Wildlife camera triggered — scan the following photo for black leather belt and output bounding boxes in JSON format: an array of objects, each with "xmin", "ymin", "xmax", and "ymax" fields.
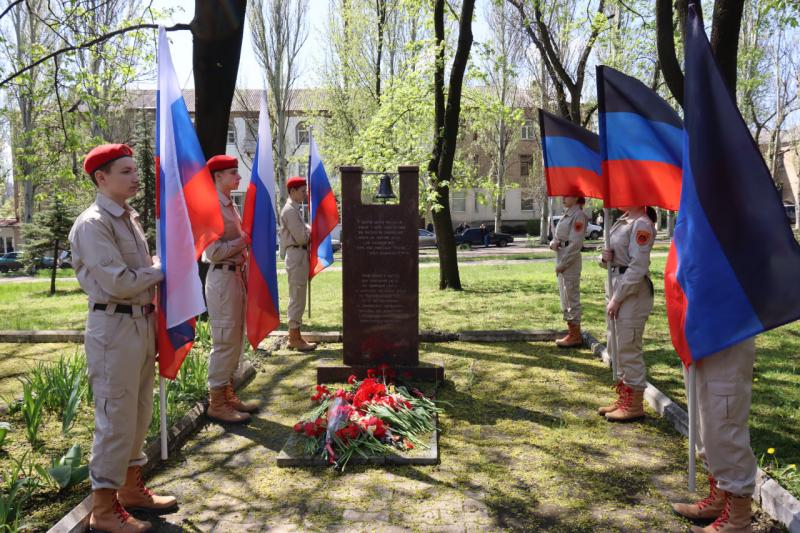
[
  {"xmin": 559, "ymin": 240, "xmax": 570, "ymax": 248},
  {"xmin": 212, "ymin": 264, "xmax": 240, "ymax": 271},
  {"xmin": 611, "ymin": 265, "xmax": 628, "ymax": 274},
  {"xmin": 93, "ymin": 303, "xmax": 155, "ymax": 315},
  {"xmin": 287, "ymin": 245, "xmax": 307, "ymax": 250}
]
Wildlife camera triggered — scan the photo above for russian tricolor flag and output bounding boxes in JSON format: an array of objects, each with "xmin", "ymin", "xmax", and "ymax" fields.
[
  {"xmin": 155, "ymin": 27, "xmax": 223, "ymax": 379},
  {"xmin": 597, "ymin": 65, "xmax": 682, "ymax": 211},
  {"xmin": 242, "ymin": 95, "xmax": 280, "ymax": 350},
  {"xmin": 538, "ymin": 108, "xmax": 603, "ymax": 199},
  {"xmin": 308, "ymin": 135, "xmax": 339, "ymax": 279},
  {"xmin": 665, "ymin": 0, "xmax": 800, "ymax": 366}
]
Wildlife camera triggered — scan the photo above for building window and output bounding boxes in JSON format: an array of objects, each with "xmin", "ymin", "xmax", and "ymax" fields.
[
  {"xmin": 451, "ymin": 191, "xmax": 466, "ymax": 212},
  {"xmin": 521, "ymin": 119, "xmax": 535, "ymax": 141},
  {"xmin": 227, "ymin": 123, "xmax": 236, "ymax": 144},
  {"xmin": 296, "ymin": 122, "xmax": 310, "ymax": 144},
  {"xmin": 298, "ymin": 162, "xmax": 308, "ymax": 177},
  {"xmin": 520, "ymin": 154, "xmax": 532, "ymax": 177},
  {"xmin": 2, "ymin": 237, "xmax": 13, "ymax": 253},
  {"xmin": 521, "ymin": 191, "xmax": 535, "ymax": 212},
  {"xmin": 231, "ymin": 192, "xmax": 244, "ymax": 213}
]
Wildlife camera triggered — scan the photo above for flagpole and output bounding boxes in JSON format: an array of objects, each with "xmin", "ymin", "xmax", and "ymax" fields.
[
  {"xmin": 604, "ymin": 208, "xmax": 618, "ymax": 380},
  {"xmin": 307, "ymin": 131, "xmax": 313, "ymax": 320},
  {"xmin": 688, "ymin": 363, "xmax": 698, "ymax": 492},
  {"xmin": 159, "ymin": 374, "xmax": 168, "ymax": 460}
]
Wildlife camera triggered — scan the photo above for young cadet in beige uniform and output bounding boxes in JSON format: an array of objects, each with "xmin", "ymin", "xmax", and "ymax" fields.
[
  {"xmin": 70, "ymin": 144, "xmax": 176, "ymax": 533},
  {"xmin": 549, "ymin": 196, "xmax": 588, "ymax": 347},
  {"xmin": 280, "ymin": 176, "xmax": 316, "ymax": 352},
  {"xmin": 598, "ymin": 206, "xmax": 656, "ymax": 422},
  {"xmin": 671, "ymin": 338, "xmax": 758, "ymax": 532},
  {"xmin": 203, "ymin": 155, "xmax": 258, "ymax": 424}
]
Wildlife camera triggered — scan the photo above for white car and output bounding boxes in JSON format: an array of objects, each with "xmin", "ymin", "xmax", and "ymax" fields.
[{"xmin": 549, "ymin": 216, "xmax": 603, "ymax": 240}]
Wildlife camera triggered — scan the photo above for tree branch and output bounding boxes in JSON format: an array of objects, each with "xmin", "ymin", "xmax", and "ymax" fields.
[
  {"xmin": 656, "ymin": 0, "xmax": 684, "ymax": 107},
  {"xmin": 0, "ymin": 0, "xmax": 24, "ymax": 21},
  {"xmin": 0, "ymin": 22, "xmax": 191, "ymax": 88}
]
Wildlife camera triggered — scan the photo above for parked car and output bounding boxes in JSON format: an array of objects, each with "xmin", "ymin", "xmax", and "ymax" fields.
[
  {"xmin": 418, "ymin": 229, "xmax": 437, "ymax": 248},
  {"xmin": 548, "ymin": 216, "xmax": 603, "ymax": 241},
  {"xmin": 0, "ymin": 251, "xmax": 23, "ymax": 272},
  {"xmin": 59, "ymin": 250, "xmax": 73, "ymax": 269},
  {"xmin": 454, "ymin": 228, "xmax": 514, "ymax": 248}
]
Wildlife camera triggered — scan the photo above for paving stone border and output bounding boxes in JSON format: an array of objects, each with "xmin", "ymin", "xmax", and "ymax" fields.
[
  {"xmin": 582, "ymin": 331, "xmax": 800, "ymax": 533},
  {"xmin": 47, "ymin": 361, "xmax": 257, "ymax": 533},
  {"xmin": 2, "ymin": 329, "xmax": 563, "ymax": 345}
]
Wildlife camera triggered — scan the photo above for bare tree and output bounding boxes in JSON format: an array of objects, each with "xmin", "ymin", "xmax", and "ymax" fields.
[
  {"xmin": 1, "ymin": 0, "xmax": 54, "ymax": 222},
  {"xmin": 481, "ymin": 1, "xmax": 525, "ymax": 232},
  {"xmin": 507, "ymin": 0, "xmax": 607, "ymax": 125},
  {"xmin": 250, "ymin": 0, "xmax": 308, "ymax": 205}
]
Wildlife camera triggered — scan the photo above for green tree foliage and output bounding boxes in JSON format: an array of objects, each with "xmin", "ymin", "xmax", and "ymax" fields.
[
  {"xmin": 130, "ymin": 111, "xmax": 156, "ymax": 250},
  {"xmin": 21, "ymin": 194, "xmax": 76, "ymax": 294}
]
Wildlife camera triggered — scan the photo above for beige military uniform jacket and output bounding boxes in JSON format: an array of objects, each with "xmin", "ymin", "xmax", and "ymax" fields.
[
  {"xmin": 554, "ymin": 205, "xmax": 588, "ymax": 272},
  {"xmin": 279, "ymin": 198, "xmax": 309, "ymax": 254},
  {"xmin": 69, "ymin": 193, "xmax": 163, "ymax": 306},
  {"xmin": 203, "ymin": 189, "xmax": 247, "ymax": 266},
  {"xmin": 601, "ymin": 212, "xmax": 655, "ymax": 302}
]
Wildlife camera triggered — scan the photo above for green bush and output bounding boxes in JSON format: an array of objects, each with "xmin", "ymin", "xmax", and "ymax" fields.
[
  {"xmin": 525, "ymin": 219, "xmax": 541, "ymax": 236},
  {"xmin": 19, "ymin": 380, "xmax": 44, "ymax": 447},
  {"xmin": 41, "ymin": 444, "xmax": 89, "ymax": 491},
  {"xmin": 0, "ymin": 452, "xmax": 43, "ymax": 531},
  {"xmin": 26, "ymin": 352, "xmax": 88, "ymax": 436}
]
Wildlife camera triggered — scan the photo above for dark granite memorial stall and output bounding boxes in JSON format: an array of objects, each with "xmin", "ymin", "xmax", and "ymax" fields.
[{"xmin": 317, "ymin": 166, "xmax": 444, "ymax": 384}]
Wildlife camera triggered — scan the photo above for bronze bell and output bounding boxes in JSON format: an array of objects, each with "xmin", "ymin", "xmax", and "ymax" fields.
[{"xmin": 375, "ymin": 174, "xmax": 397, "ymax": 202}]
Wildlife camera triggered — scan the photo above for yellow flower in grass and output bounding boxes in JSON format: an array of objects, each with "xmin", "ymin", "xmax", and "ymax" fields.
[
  {"xmin": 767, "ymin": 448, "xmax": 775, "ymax": 455},
  {"xmin": 789, "ymin": 464, "xmax": 797, "ymax": 471}
]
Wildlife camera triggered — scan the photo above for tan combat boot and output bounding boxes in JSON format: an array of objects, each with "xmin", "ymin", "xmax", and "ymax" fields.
[
  {"xmin": 605, "ymin": 385, "xmax": 645, "ymax": 422},
  {"xmin": 117, "ymin": 466, "xmax": 177, "ymax": 513},
  {"xmin": 288, "ymin": 328, "xmax": 316, "ymax": 352},
  {"xmin": 207, "ymin": 386, "xmax": 250, "ymax": 424},
  {"xmin": 555, "ymin": 322, "xmax": 583, "ymax": 348},
  {"xmin": 225, "ymin": 381, "xmax": 259, "ymax": 413},
  {"xmin": 89, "ymin": 488, "xmax": 151, "ymax": 533},
  {"xmin": 597, "ymin": 380, "xmax": 626, "ymax": 416},
  {"xmin": 672, "ymin": 474, "xmax": 725, "ymax": 522},
  {"xmin": 690, "ymin": 491, "xmax": 752, "ymax": 533}
]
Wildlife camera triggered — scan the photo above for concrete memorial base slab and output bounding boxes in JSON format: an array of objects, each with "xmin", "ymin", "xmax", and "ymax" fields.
[{"xmin": 277, "ymin": 416, "xmax": 440, "ymax": 468}]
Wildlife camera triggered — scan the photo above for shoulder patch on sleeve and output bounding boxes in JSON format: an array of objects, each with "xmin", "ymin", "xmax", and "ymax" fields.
[
  {"xmin": 636, "ymin": 229, "xmax": 651, "ymax": 246},
  {"xmin": 574, "ymin": 220, "xmax": 584, "ymax": 233}
]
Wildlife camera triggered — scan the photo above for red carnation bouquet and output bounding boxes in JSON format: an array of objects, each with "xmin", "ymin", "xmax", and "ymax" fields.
[{"xmin": 292, "ymin": 364, "xmax": 440, "ymax": 469}]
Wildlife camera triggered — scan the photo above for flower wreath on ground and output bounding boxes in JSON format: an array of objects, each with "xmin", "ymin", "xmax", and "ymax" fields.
[{"xmin": 292, "ymin": 364, "xmax": 442, "ymax": 469}]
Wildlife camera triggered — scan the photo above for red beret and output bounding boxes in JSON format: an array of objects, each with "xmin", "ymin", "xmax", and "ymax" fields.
[
  {"xmin": 287, "ymin": 176, "xmax": 307, "ymax": 190},
  {"xmin": 84, "ymin": 144, "xmax": 134, "ymax": 176},
  {"xmin": 207, "ymin": 155, "xmax": 238, "ymax": 173}
]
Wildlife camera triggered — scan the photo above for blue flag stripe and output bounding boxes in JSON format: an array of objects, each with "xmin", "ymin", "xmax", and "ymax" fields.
[
  {"xmin": 542, "ymin": 136, "xmax": 602, "ymax": 174},
  {"xmin": 602, "ymin": 112, "xmax": 683, "ymax": 167},
  {"xmin": 684, "ymin": 0, "xmax": 800, "ymax": 331}
]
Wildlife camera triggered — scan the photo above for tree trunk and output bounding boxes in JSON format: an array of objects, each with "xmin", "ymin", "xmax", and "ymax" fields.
[
  {"xmin": 50, "ymin": 238, "xmax": 59, "ymax": 295},
  {"xmin": 539, "ymin": 200, "xmax": 548, "ymax": 244},
  {"xmin": 428, "ymin": 0, "xmax": 475, "ymax": 290},
  {"xmin": 667, "ymin": 210, "xmax": 675, "ymax": 238},
  {"xmin": 191, "ymin": 0, "xmax": 247, "ymax": 158}
]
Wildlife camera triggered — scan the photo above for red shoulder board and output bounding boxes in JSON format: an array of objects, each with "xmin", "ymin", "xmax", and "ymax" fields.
[
  {"xmin": 636, "ymin": 229, "xmax": 651, "ymax": 246},
  {"xmin": 574, "ymin": 220, "xmax": 584, "ymax": 233}
]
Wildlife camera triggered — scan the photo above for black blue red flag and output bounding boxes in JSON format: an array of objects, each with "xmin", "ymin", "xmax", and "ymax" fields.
[
  {"xmin": 597, "ymin": 65, "xmax": 682, "ymax": 210},
  {"xmin": 664, "ymin": 0, "xmax": 800, "ymax": 366},
  {"xmin": 538, "ymin": 108, "xmax": 603, "ymax": 199}
]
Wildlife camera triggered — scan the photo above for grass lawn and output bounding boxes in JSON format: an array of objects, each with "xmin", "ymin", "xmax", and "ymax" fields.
[
  {"xmin": 138, "ymin": 342, "xmax": 779, "ymax": 532},
  {"xmin": 1, "ymin": 257, "xmax": 798, "ymax": 497}
]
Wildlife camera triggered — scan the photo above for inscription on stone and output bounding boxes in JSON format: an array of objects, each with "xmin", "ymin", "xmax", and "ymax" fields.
[{"xmin": 341, "ymin": 167, "xmax": 419, "ymax": 367}]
